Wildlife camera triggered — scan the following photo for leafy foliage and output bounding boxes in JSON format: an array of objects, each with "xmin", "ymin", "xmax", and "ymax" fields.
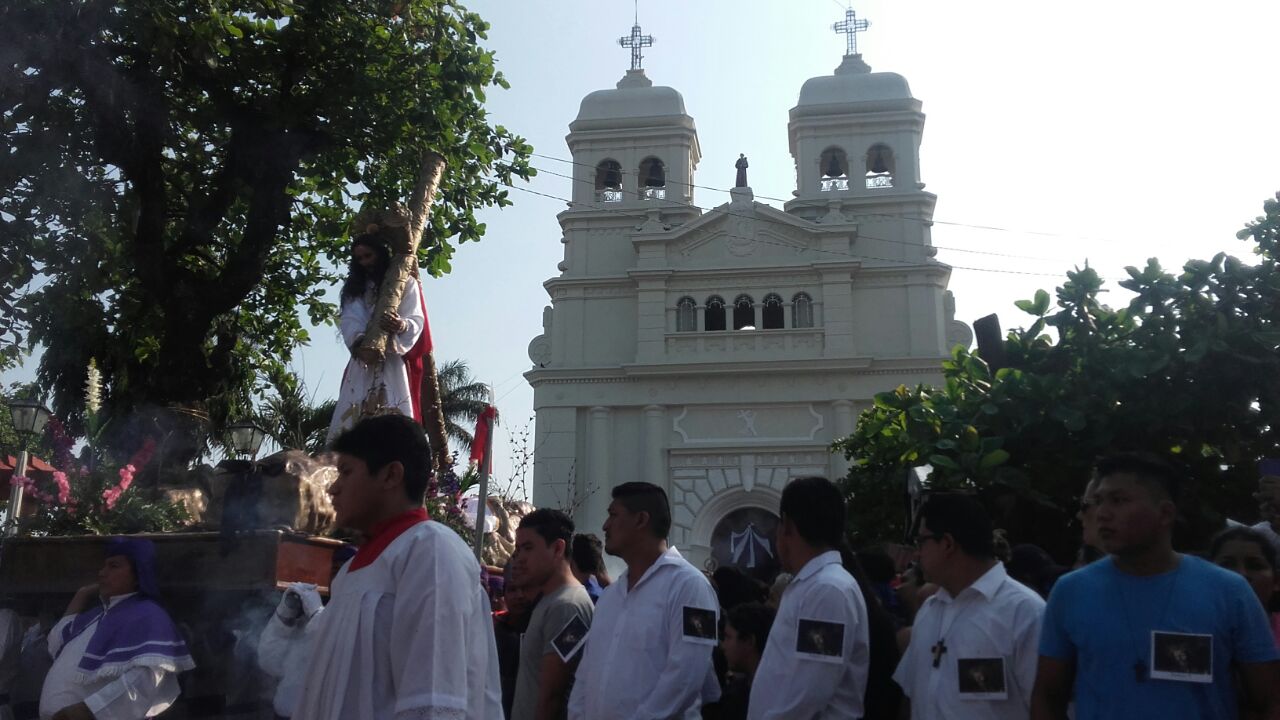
[
  {"xmin": 254, "ymin": 372, "xmax": 337, "ymax": 455},
  {"xmin": 837, "ymin": 193, "xmax": 1280, "ymax": 558},
  {"xmin": 437, "ymin": 358, "xmax": 495, "ymax": 453},
  {"xmin": 1, "ymin": 0, "xmax": 532, "ymax": 438}
]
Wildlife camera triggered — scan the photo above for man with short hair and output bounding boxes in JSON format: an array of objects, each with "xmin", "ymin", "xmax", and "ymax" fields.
[
  {"xmin": 748, "ymin": 476, "xmax": 870, "ymax": 719},
  {"xmin": 1031, "ymin": 452, "xmax": 1280, "ymax": 720},
  {"xmin": 39, "ymin": 538, "xmax": 193, "ymax": 720},
  {"xmin": 511, "ymin": 509, "xmax": 594, "ymax": 720},
  {"xmin": 294, "ymin": 414, "xmax": 502, "ymax": 719},
  {"xmin": 569, "ymin": 534, "xmax": 610, "ymax": 604},
  {"xmin": 717, "ymin": 603, "xmax": 775, "ymax": 720},
  {"xmin": 894, "ymin": 493, "xmax": 1045, "ymax": 719},
  {"xmin": 568, "ymin": 482, "xmax": 720, "ymax": 720}
]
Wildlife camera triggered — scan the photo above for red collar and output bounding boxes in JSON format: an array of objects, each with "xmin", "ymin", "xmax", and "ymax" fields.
[{"xmin": 348, "ymin": 507, "xmax": 430, "ymax": 572}]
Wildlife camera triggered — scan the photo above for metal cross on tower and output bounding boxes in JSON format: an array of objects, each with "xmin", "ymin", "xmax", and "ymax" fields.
[
  {"xmin": 618, "ymin": 1, "xmax": 654, "ymax": 71},
  {"xmin": 833, "ymin": 7, "xmax": 871, "ymax": 57}
]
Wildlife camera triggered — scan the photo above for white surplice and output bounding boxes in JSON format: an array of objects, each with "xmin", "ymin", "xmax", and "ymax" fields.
[
  {"xmin": 292, "ymin": 521, "xmax": 503, "ymax": 720},
  {"xmin": 326, "ymin": 279, "xmax": 425, "ymax": 444}
]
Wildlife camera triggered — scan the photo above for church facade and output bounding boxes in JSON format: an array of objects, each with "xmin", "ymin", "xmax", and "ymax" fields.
[{"xmin": 525, "ymin": 31, "xmax": 970, "ymax": 573}]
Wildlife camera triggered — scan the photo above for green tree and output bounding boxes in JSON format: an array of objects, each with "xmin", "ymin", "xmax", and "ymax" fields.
[
  {"xmin": 1, "ymin": 0, "xmax": 532, "ymax": 435},
  {"xmin": 837, "ymin": 193, "xmax": 1280, "ymax": 558},
  {"xmin": 437, "ymin": 358, "xmax": 495, "ymax": 453}
]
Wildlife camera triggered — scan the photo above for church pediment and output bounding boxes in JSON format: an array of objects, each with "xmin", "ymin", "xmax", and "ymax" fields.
[{"xmin": 635, "ymin": 199, "xmax": 853, "ymax": 266}]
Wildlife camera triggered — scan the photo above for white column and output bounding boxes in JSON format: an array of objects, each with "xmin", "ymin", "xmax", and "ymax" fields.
[
  {"xmin": 643, "ymin": 405, "xmax": 666, "ymax": 488},
  {"xmin": 587, "ymin": 407, "xmax": 613, "ymax": 533},
  {"xmin": 831, "ymin": 399, "xmax": 856, "ymax": 478}
]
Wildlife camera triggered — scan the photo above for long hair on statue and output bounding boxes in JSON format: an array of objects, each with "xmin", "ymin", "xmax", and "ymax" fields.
[{"xmin": 341, "ymin": 233, "xmax": 392, "ymax": 304}]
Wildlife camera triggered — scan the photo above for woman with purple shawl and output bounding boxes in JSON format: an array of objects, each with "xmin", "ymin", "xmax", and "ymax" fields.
[{"xmin": 38, "ymin": 538, "xmax": 194, "ymax": 720}]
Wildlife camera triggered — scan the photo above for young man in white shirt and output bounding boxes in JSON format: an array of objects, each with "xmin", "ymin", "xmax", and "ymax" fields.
[
  {"xmin": 568, "ymin": 482, "xmax": 720, "ymax": 720},
  {"xmin": 293, "ymin": 414, "xmax": 502, "ymax": 720},
  {"xmin": 510, "ymin": 509, "xmax": 594, "ymax": 720},
  {"xmin": 894, "ymin": 492, "xmax": 1046, "ymax": 719},
  {"xmin": 749, "ymin": 476, "xmax": 870, "ymax": 720}
]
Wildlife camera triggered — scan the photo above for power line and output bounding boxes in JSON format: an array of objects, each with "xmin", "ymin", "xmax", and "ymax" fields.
[
  {"xmin": 505, "ymin": 182, "xmax": 1063, "ymax": 278},
  {"xmin": 528, "ymin": 163, "xmax": 1059, "ymax": 263},
  {"xmin": 529, "ymin": 151, "xmax": 1117, "ymax": 248}
]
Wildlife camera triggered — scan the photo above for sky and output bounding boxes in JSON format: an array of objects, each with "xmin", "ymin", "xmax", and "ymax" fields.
[{"xmin": 7, "ymin": 0, "xmax": 1280, "ymax": 493}]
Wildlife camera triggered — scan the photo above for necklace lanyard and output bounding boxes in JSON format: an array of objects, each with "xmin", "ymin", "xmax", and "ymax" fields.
[
  {"xmin": 1114, "ymin": 557, "xmax": 1182, "ymax": 682},
  {"xmin": 931, "ymin": 577, "xmax": 1005, "ymax": 669}
]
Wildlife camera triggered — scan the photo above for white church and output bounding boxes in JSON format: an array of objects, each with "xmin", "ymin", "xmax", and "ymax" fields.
[{"xmin": 525, "ymin": 12, "xmax": 971, "ymax": 574}]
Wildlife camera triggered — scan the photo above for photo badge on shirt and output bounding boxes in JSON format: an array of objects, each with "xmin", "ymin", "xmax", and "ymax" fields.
[
  {"xmin": 956, "ymin": 657, "xmax": 1008, "ymax": 700},
  {"xmin": 1150, "ymin": 631, "xmax": 1213, "ymax": 684},
  {"xmin": 795, "ymin": 618, "xmax": 845, "ymax": 664},
  {"xmin": 682, "ymin": 606, "xmax": 718, "ymax": 645},
  {"xmin": 551, "ymin": 614, "xmax": 590, "ymax": 662}
]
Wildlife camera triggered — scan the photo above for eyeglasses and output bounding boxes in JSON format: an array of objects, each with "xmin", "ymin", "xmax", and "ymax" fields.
[{"xmin": 912, "ymin": 533, "xmax": 945, "ymax": 548}]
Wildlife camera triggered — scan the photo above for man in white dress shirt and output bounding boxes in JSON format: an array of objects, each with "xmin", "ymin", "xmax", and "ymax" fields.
[
  {"xmin": 748, "ymin": 476, "xmax": 870, "ymax": 720},
  {"xmin": 568, "ymin": 482, "xmax": 720, "ymax": 720},
  {"xmin": 894, "ymin": 492, "xmax": 1045, "ymax": 720},
  {"xmin": 293, "ymin": 413, "xmax": 502, "ymax": 720},
  {"xmin": 38, "ymin": 538, "xmax": 193, "ymax": 720}
]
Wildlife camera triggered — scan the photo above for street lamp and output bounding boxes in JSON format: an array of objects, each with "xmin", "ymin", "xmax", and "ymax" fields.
[
  {"xmin": 226, "ymin": 421, "xmax": 267, "ymax": 460},
  {"xmin": 6, "ymin": 398, "xmax": 53, "ymax": 537}
]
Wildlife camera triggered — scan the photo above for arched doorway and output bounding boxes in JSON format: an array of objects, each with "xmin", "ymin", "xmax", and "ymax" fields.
[{"xmin": 710, "ymin": 506, "xmax": 780, "ymax": 583}]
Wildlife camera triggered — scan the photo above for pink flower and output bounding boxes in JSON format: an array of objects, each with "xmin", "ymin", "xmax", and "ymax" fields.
[
  {"xmin": 52, "ymin": 471, "xmax": 71, "ymax": 504},
  {"xmin": 103, "ymin": 486, "xmax": 122, "ymax": 510},
  {"xmin": 117, "ymin": 464, "xmax": 135, "ymax": 493}
]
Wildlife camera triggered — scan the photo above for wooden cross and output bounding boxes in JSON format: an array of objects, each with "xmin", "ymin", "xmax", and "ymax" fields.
[
  {"xmin": 618, "ymin": 0, "xmax": 654, "ymax": 71},
  {"xmin": 931, "ymin": 639, "xmax": 947, "ymax": 668},
  {"xmin": 832, "ymin": 7, "xmax": 871, "ymax": 57}
]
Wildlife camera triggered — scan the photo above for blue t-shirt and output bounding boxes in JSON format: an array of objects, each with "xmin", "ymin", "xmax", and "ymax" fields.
[
  {"xmin": 584, "ymin": 575, "xmax": 603, "ymax": 604},
  {"xmin": 1040, "ymin": 555, "xmax": 1278, "ymax": 719}
]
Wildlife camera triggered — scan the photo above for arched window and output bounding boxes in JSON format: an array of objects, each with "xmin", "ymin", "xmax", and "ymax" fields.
[
  {"xmin": 865, "ymin": 145, "xmax": 894, "ymax": 189},
  {"xmin": 733, "ymin": 294, "xmax": 756, "ymax": 330},
  {"xmin": 676, "ymin": 296, "xmax": 697, "ymax": 332},
  {"xmin": 705, "ymin": 295, "xmax": 727, "ymax": 331},
  {"xmin": 595, "ymin": 159, "xmax": 623, "ymax": 201},
  {"xmin": 761, "ymin": 293, "xmax": 784, "ymax": 329},
  {"xmin": 819, "ymin": 147, "xmax": 849, "ymax": 192},
  {"xmin": 639, "ymin": 156, "xmax": 666, "ymax": 200},
  {"xmin": 792, "ymin": 292, "xmax": 814, "ymax": 328}
]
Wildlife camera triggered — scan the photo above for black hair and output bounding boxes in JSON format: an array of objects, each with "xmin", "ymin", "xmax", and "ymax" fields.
[
  {"xmin": 571, "ymin": 533, "xmax": 606, "ymax": 575},
  {"xmin": 1006, "ymin": 544, "xmax": 1066, "ymax": 599},
  {"xmin": 340, "ymin": 233, "xmax": 392, "ymax": 304},
  {"xmin": 330, "ymin": 414, "xmax": 433, "ymax": 503},
  {"xmin": 611, "ymin": 482, "xmax": 672, "ymax": 539},
  {"xmin": 712, "ymin": 566, "xmax": 769, "ymax": 610},
  {"xmin": 856, "ymin": 547, "xmax": 897, "ymax": 584},
  {"xmin": 1210, "ymin": 526, "xmax": 1278, "ymax": 571},
  {"xmin": 779, "ymin": 476, "xmax": 846, "ymax": 549},
  {"xmin": 519, "ymin": 508, "xmax": 575, "ymax": 549},
  {"xmin": 1094, "ymin": 452, "xmax": 1181, "ymax": 503},
  {"xmin": 725, "ymin": 602, "xmax": 776, "ymax": 654},
  {"xmin": 915, "ymin": 492, "xmax": 995, "ymax": 559}
]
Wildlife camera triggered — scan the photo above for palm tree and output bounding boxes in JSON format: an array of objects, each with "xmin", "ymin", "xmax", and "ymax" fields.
[
  {"xmin": 437, "ymin": 359, "xmax": 496, "ymax": 454},
  {"xmin": 256, "ymin": 376, "xmax": 337, "ymax": 455}
]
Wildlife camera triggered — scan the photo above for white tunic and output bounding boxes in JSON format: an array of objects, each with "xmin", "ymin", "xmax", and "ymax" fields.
[
  {"xmin": 38, "ymin": 595, "xmax": 180, "ymax": 720},
  {"xmin": 293, "ymin": 521, "xmax": 503, "ymax": 720},
  {"xmin": 892, "ymin": 563, "xmax": 1045, "ymax": 720},
  {"xmin": 748, "ymin": 551, "xmax": 870, "ymax": 720},
  {"xmin": 326, "ymin": 279, "xmax": 425, "ymax": 444},
  {"xmin": 567, "ymin": 546, "xmax": 721, "ymax": 720}
]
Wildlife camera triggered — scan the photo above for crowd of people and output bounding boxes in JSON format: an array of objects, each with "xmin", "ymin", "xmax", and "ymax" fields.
[{"xmin": 9, "ymin": 413, "xmax": 1280, "ymax": 719}]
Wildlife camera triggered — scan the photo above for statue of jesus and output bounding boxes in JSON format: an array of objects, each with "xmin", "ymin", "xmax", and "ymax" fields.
[{"xmin": 326, "ymin": 232, "xmax": 428, "ymax": 444}]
